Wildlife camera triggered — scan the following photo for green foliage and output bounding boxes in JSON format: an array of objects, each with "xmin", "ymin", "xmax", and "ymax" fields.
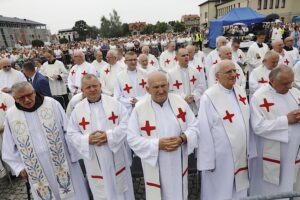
[
  {"xmin": 72, "ymin": 20, "xmax": 89, "ymax": 41},
  {"xmin": 100, "ymin": 9, "xmax": 123, "ymax": 38},
  {"xmin": 173, "ymin": 21, "xmax": 186, "ymax": 32},
  {"xmin": 31, "ymin": 39, "xmax": 44, "ymax": 47},
  {"xmin": 155, "ymin": 21, "xmax": 168, "ymax": 33},
  {"xmin": 59, "ymin": 37, "xmax": 69, "ymax": 44}
]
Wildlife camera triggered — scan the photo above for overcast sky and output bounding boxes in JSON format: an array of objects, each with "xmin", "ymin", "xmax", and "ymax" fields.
[{"xmin": 0, "ymin": 0, "xmax": 205, "ymax": 34}]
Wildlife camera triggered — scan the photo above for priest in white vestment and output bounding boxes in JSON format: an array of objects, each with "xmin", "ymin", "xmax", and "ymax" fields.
[
  {"xmin": 207, "ymin": 46, "xmax": 246, "ymax": 89},
  {"xmin": 294, "ymin": 61, "xmax": 300, "ymax": 90},
  {"xmin": 127, "ymin": 71, "xmax": 199, "ymax": 200},
  {"xmin": 92, "ymin": 50, "xmax": 109, "ymax": 78},
  {"xmin": 271, "ymin": 39, "xmax": 294, "ymax": 68},
  {"xmin": 40, "ymin": 49, "xmax": 69, "ymax": 107},
  {"xmin": 114, "ymin": 51, "xmax": 148, "ymax": 114},
  {"xmin": 67, "ymin": 50, "xmax": 96, "ymax": 95},
  {"xmin": 0, "ymin": 91, "xmax": 14, "ymax": 178},
  {"xmin": 167, "ymin": 48, "xmax": 206, "ymax": 115},
  {"xmin": 284, "ymin": 37, "xmax": 300, "ymax": 65},
  {"xmin": 2, "ymin": 82, "xmax": 89, "ymax": 200},
  {"xmin": 197, "ymin": 60, "xmax": 251, "ymax": 200},
  {"xmin": 186, "ymin": 45, "xmax": 207, "ymax": 89},
  {"xmin": 231, "ymin": 38, "xmax": 247, "ymax": 67},
  {"xmin": 141, "ymin": 46, "xmax": 160, "ymax": 70},
  {"xmin": 204, "ymin": 36, "xmax": 227, "ymax": 76},
  {"xmin": 99, "ymin": 50, "xmax": 124, "ymax": 96},
  {"xmin": 0, "ymin": 58, "xmax": 26, "ymax": 93},
  {"xmin": 138, "ymin": 54, "xmax": 157, "ymax": 73},
  {"xmin": 249, "ymin": 51, "xmax": 279, "ymax": 96},
  {"xmin": 66, "ymin": 92, "xmax": 85, "ymax": 119},
  {"xmin": 159, "ymin": 42, "xmax": 177, "ymax": 72},
  {"xmin": 67, "ymin": 74, "xmax": 134, "ymax": 200},
  {"xmin": 250, "ymin": 65, "xmax": 300, "ymax": 197},
  {"xmin": 246, "ymin": 31, "xmax": 269, "ymax": 72}
]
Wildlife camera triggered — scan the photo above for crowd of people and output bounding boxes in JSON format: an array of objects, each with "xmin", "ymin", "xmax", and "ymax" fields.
[{"xmin": 0, "ymin": 21, "xmax": 299, "ymax": 200}]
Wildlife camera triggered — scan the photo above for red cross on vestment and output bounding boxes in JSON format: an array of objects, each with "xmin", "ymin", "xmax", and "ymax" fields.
[
  {"xmin": 238, "ymin": 54, "xmax": 243, "ymax": 59},
  {"xmin": 139, "ymin": 79, "xmax": 146, "ymax": 88},
  {"xmin": 196, "ymin": 65, "xmax": 203, "ymax": 72},
  {"xmin": 223, "ymin": 110, "xmax": 234, "ymax": 123},
  {"xmin": 165, "ymin": 59, "xmax": 170, "ymax": 64},
  {"xmin": 79, "ymin": 117, "xmax": 90, "ymax": 130},
  {"xmin": 258, "ymin": 77, "xmax": 268, "ymax": 84},
  {"xmin": 259, "ymin": 98, "xmax": 274, "ymax": 113},
  {"xmin": 190, "ymin": 75, "xmax": 197, "ymax": 85},
  {"xmin": 150, "ymin": 60, "xmax": 155, "ymax": 65},
  {"xmin": 176, "ymin": 108, "xmax": 186, "ymax": 122},
  {"xmin": 108, "ymin": 112, "xmax": 118, "ymax": 124},
  {"xmin": 81, "ymin": 70, "xmax": 88, "ymax": 76},
  {"xmin": 173, "ymin": 80, "xmax": 182, "ymax": 89},
  {"xmin": 104, "ymin": 68, "xmax": 110, "ymax": 74},
  {"xmin": 141, "ymin": 121, "xmax": 156, "ymax": 136},
  {"xmin": 123, "ymin": 84, "xmax": 133, "ymax": 94},
  {"xmin": 71, "ymin": 70, "xmax": 75, "ymax": 76},
  {"xmin": 284, "ymin": 59, "xmax": 290, "ymax": 65},
  {"xmin": 213, "ymin": 60, "xmax": 218, "ymax": 64},
  {"xmin": 238, "ymin": 95, "xmax": 247, "ymax": 105},
  {"xmin": 0, "ymin": 103, "xmax": 7, "ymax": 111}
]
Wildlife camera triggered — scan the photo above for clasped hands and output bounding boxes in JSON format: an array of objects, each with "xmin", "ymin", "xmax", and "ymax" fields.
[
  {"xmin": 159, "ymin": 134, "xmax": 186, "ymax": 152},
  {"xmin": 89, "ymin": 130, "xmax": 107, "ymax": 146}
]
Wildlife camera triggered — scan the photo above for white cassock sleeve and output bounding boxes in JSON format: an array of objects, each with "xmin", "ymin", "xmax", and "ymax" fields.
[
  {"xmin": 17, "ymin": 71, "xmax": 27, "ymax": 82},
  {"xmin": 67, "ymin": 110, "xmax": 91, "ymax": 160},
  {"xmin": 249, "ymin": 71, "xmax": 260, "ymax": 95},
  {"xmin": 2, "ymin": 119, "xmax": 25, "ymax": 176},
  {"xmin": 246, "ymin": 46, "xmax": 261, "ymax": 68},
  {"xmin": 106, "ymin": 103, "xmax": 129, "ymax": 154},
  {"xmin": 182, "ymin": 103, "xmax": 199, "ymax": 155},
  {"xmin": 192, "ymin": 71, "xmax": 205, "ymax": 104},
  {"xmin": 250, "ymin": 97, "xmax": 289, "ymax": 143},
  {"xmin": 114, "ymin": 78, "xmax": 132, "ymax": 108},
  {"xmin": 126, "ymin": 109, "xmax": 159, "ymax": 167},
  {"xmin": 67, "ymin": 69, "xmax": 76, "ymax": 95},
  {"xmin": 196, "ymin": 94, "xmax": 216, "ymax": 171}
]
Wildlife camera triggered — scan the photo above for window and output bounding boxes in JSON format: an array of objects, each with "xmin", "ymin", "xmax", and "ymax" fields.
[
  {"xmin": 263, "ymin": 0, "xmax": 268, "ymax": 9},
  {"xmin": 269, "ymin": 0, "xmax": 274, "ymax": 8},
  {"xmin": 258, "ymin": 0, "xmax": 262, "ymax": 10},
  {"xmin": 238, "ymin": 3, "xmax": 240, "ymax": 7},
  {"xmin": 281, "ymin": 0, "xmax": 285, "ymax": 8},
  {"xmin": 275, "ymin": 0, "xmax": 279, "ymax": 8},
  {"xmin": 205, "ymin": 12, "xmax": 208, "ymax": 19}
]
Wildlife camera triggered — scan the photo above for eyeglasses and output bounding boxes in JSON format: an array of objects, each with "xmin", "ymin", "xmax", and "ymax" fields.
[
  {"xmin": 2, "ymin": 65, "xmax": 11, "ymax": 69},
  {"xmin": 219, "ymin": 69, "xmax": 239, "ymax": 75},
  {"xmin": 15, "ymin": 91, "xmax": 35, "ymax": 101}
]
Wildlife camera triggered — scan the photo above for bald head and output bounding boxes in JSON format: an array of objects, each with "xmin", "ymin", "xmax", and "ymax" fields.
[
  {"xmin": 186, "ymin": 45, "xmax": 196, "ymax": 60},
  {"xmin": 106, "ymin": 50, "xmax": 118, "ymax": 65},
  {"xmin": 138, "ymin": 54, "xmax": 148, "ymax": 68},
  {"xmin": 269, "ymin": 64, "xmax": 294, "ymax": 94},
  {"xmin": 219, "ymin": 46, "xmax": 232, "ymax": 60},
  {"xmin": 272, "ymin": 39, "xmax": 284, "ymax": 53},
  {"xmin": 0, "ymin": 58, "xmax": 11, "ymax": 71},
  {"xmin": 216, "ymin": 36, "xmax": 227, "ymax": 49},
  {"xmin": 147, "ymin": 71, "xmax": 167, "ymax": 87},
  {"xmin": 141, "ymin": 46, "xmax": 150, "ymax": 55}
]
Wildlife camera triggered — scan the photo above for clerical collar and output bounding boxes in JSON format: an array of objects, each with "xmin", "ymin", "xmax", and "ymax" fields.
[
  {"xmin": 284, "ymin": 46, "xmax": 293, "ymax": 51},
  {"xmin": 151, "ymin": 98, "xmax": 168, "ymax": 108},
  {"xmin": 87, "ymin": 96, "xmax": 102, "ymax": 104},
  {"xmin": 218, "ymin": 83, "xmax": 233, "ymax": 94},
  {"xmin": 256, "ymin": 43, "xmax": 263, "ymax": 48},
  {"xmin": 15, "ymin": 92, "xmax": 44, "ymax": 112},
  {"xmin": 48, "ymin": 59, "xmax": 56, "ymax": 65}
]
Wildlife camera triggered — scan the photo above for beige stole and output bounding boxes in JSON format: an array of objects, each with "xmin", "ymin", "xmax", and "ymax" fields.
[
  {"xmin": 7, "ymin": 97, "xmax": 74, "ymax": 199},
  {"xmin": 135, "ymin": 93, "xmax": 188, "ymax": 200},
  {"xmin": 206, "ymin": 84, "xmax": 250, "ymax": 192},
  {"xmin": 253, "ymin": 86, "xmax": 300, "ymax": 185},
  {"xmin": 74, "ymin": 94, "xmax": 127, "ymax": 199}
]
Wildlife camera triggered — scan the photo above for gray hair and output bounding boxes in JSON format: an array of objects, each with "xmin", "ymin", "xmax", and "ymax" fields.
[
  {"xmin": 11, "ymin": 81, "xmax": 32, "ymax": 96},
  {"xmin": 81, "ymin": 74, "xmax": 99, "ymax": 87},
  {"xmin": 216, "ymin": 36, "xmax": 227, "ymax": 44},
  {"xmin": 263, "ymin": 50, "xmax": 279, "ymax": 61},
  {"xmin": 269, "ymin": 64, "xmax": 293, "ymax": 81}
]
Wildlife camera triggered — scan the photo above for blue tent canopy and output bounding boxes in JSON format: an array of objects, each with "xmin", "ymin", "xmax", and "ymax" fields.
[
  {"xmin": 292, "ymin": 16, "xmax": 300, "ymax": 22},
  {"xmin": 208, "ymin": 7, "xmax": 266, "ymax": 48}
]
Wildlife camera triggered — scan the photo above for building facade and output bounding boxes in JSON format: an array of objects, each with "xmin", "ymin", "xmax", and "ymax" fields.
[
  {"xmin": 181, "ymin": 14, "xmax": 200, "ymax": 32},
  {"xmin": 199, "ymin": 0, "xmax": 300, "ymax": 26},
  {"xmin": 0, "ymin": 15, "xmax": 49, "ymax": 48},
  {"xmin": 57, "ymin": 29, "xmax": 78, "ymax": 42},
  {"xmin": 128, "ymin": 22, "xmax": 146, "ymax": 35}
]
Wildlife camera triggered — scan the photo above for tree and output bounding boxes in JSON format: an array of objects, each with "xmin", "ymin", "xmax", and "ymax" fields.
[
  {"xmin": 141, "ymin": 24, "xmax": 155, "ymax": 34},
  {"xmin": 32, "ymin": 39, "xmax": 44, "ymax": 47},
  {"xmin": 73, "ymin": 20, "xmax": 89, "ymax": 41},
  {"xmin": 122, "ymin": 23, "xmax": 130, "ymax": 36},
  {"xmin": 155, "ymin": 21, "xmax": 168, "ymax": 33},
  {"xmin": 59, "ymin": 37, "xmax": 69, "ymax": 44},
  {"xmin": 88, "ymin": 26, "xmax": 100, "ymax": 39},
  {"xmin": 99, "ymin": 9, "xmax": 124, "ymax": 38},
  {"xmin": 173, "ymin": 21, "xmax": 186, "ymax": 32}
]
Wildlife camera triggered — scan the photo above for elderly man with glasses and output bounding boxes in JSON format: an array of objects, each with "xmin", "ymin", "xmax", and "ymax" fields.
[{"xmin": 0, "ymin": 58, "xmax": 26, "ymax": 94}]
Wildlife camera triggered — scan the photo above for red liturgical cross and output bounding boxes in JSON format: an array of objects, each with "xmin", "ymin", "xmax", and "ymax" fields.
[
  {"xmin": 141, "ymin": 121, "xmax": 156, "ymax": 136},
  {"xmin": 108, "ymin": 112, "xmax": 118, "ymax": 124},
  {"xmin": 259, "ymin": 98, "xmax": 274, "ymax": 112},
  {"xmin": 223, "ymin": 110, "xmax": 234, "ymax": 123},
  {"xmin": 79, "ymin": 117, "xmax": 90, "ymax": 130}
]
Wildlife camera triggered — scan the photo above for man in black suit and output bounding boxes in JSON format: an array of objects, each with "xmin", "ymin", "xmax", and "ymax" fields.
[{"xmin": 22, "ymin": 61, "xmax": 52, "ymax": 97}]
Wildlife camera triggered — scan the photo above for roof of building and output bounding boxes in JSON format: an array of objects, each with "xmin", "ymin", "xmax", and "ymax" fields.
[
  {"xmin": 0, "ymin": 15, "xmax": 45, "ymax": 25},
  {"xmin": 198, "ymin": 0, "xmax": 218, "ymax": 7},
  {"xmin": 181, "ymin": 14, "xmax": 200, "ymax": 21}
]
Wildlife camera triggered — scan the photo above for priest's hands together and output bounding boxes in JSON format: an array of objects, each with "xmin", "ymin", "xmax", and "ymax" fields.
[
  {"xmin": 159, "ymin": 136, "xmax": 182, "ymax": 152},
  {"xmin": 184, "ymin": 95, "xmax": 194, "ymax": 104},
  {"xmin": 287, "ymin": 109, "xmax": 300, "ymax": 124},
  {"xmin": 130, "ymin": 97, "xmax": 138, "ymax": 105},
  {"xmin": 19, "ymin": 169, "xmax": 28, "ymax": 179},
  {"xmin": 89, "ymin": 131, "xmax": 107, "ymax": 146}
]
